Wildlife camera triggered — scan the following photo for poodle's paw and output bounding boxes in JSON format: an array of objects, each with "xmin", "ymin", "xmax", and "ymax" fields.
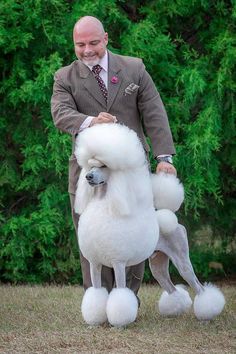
[
  {"xmin": 158, "ymin": 285, "xmax": 192, "ymax": 316},
  {"xmin": 106, "ymin": 288, "xmax": 138, "ymax": 327},
  {"xmin": 193, "ymin": 283, "xmax": 225, "ymax": 320},
  {"xmin": 81, "ymin": 287, "xmax": 109, "ymax": 325},
  {"xmin": 156, "ymin": 209, "xmax": 178, "ymax": 235}
]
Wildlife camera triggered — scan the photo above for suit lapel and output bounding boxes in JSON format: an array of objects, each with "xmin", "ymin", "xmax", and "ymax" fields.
[
  {"xmin": 77, "ymin": 52, "xmax": 124, "ymax": 111},
  {"xmin": 78, "ymin": 61, "xmax": 107, "ymax": 109}
]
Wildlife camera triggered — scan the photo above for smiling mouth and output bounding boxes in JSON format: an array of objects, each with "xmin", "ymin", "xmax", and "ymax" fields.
[{"xmin": 84, "ymin": 54, "xmax": 97, "ymax": 59}]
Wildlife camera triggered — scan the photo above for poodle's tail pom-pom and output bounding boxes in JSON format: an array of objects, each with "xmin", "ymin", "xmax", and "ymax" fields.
[
  {"xmin": 193, "ymin": 283, "xmax": 225, "ymax": 320},
  {"xmin": 156, "ymin": 209, "xmax": 178, "ymax": 235},
  {"xmin": 106, "ymin": 288, "xmax": 138, "ymax": 327},
  {"xmin": 151, "ymin": 173, "xmax": 184, "ymax": 212},
  {"xmin": 81, "ymin": 287, "xmax": 109, "ymax": 325},
  {"xmin": 158, "ymin": 285, "xmax": 192, "ymax": 316}
]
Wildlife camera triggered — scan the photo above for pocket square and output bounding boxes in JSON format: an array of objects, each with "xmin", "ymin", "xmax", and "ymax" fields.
[{"xmin": 124, "ymin": 83, "xmax": 140, "ymax": 95}]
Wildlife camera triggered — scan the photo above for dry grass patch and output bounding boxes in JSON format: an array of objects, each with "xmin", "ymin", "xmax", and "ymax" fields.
[{"xmin": 0, "ymin": 284, "xmax": 235, "ymax": 353}]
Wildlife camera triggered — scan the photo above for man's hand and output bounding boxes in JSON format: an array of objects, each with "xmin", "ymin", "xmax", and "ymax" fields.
[
  {"xmin": 90, "ymin": 112, "xmax": 117, "ymax": 126},
  {"xmin": 156, "ymin": 161, "xmax": 177, "ymax": 175}
]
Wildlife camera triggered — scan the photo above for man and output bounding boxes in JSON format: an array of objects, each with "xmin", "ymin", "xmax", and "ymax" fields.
[{"xmin": 51, "ymin": 16, "xmax": 176, "ymax": 295}]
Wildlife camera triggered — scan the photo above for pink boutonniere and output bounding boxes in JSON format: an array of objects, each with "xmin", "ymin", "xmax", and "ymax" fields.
[{"xmin": 111, "ymin": 76, "xmax": 118, "ymax": 84}]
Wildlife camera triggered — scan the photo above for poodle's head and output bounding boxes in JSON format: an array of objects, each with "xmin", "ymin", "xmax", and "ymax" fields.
[
  {"xmin": 74, "ymin": 124, "xmax": 152, "ymax": 216},
  {"xmin": 74, "ymin": 123, "xmax": 146, "ymax": 171}
]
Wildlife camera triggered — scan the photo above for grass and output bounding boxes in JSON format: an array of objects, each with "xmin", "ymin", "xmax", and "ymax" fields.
[{"xmin": 0, "ymin": 284, "xmax": 235, "ymax": 354}]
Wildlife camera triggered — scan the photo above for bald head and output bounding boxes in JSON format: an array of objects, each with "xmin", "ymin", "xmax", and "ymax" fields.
[
  {"xmin": 73, "ymin": 16, "xmax": 108, "ymax": 66},
  {"xmin": 73, "ymin": 16, "xmax": 105, "ymax": 37}
]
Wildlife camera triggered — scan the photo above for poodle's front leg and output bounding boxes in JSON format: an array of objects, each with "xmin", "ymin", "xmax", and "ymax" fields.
[
  {"xmin": 90, "ymin": 263, "xmax": 102, "ymax": 288},
  {"xmin": 113, "ymin": 262, "xmax": 126, "ymax": 288},
  {"xmin": 81, "ymin": 262, "xmax": 108, "ymax": 325},
  {"xmin": 106, "ymin": 262, "xmax": 138, "ymax": 327}
]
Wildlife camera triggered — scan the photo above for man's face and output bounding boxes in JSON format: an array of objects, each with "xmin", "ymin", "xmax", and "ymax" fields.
[{"xmin": 73, "ymin": 25, "xmax": 108, "ymax": 66}]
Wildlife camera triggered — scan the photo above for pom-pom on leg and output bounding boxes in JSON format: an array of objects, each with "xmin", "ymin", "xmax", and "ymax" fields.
[
  {"xmin": 81, "ymin": 287, "xmax": 109, "ymax": 325},
  {"xmin": 193, "ymin": 283, "xmax": 225, "ymax": 320},
  {"xmin": 106, "ymin": 288, "xmax": 138, "ymax": 327},
  {"xmin": 158, "ymin": 284, "xmax": 192, "ymax": 316},
  {"xmin": 156, "ymin": 209, "xmax": 178, "ymax": 235}
]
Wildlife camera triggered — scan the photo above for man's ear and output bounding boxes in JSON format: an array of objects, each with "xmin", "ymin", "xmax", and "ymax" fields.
[{"xmin": 104, "ymin": 32, "xmax": 108, "ymax": 45}]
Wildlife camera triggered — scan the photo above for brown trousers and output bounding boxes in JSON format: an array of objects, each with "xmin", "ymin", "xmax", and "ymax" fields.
[{"xmin": 70, "ymin": 193, "xmax": 145, "ymax": 295}]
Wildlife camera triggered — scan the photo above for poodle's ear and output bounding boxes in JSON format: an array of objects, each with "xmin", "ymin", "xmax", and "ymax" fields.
[
  {"xmin": 106, "ymin": 171, "xmax": 134, "ymax": 216},
  {"xmin": 74, "ymin": 168, "xmax": 94, "ymax": 215}
]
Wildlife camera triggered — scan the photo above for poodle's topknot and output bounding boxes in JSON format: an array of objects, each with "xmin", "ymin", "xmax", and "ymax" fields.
[{"xmin": 75, "ymin": 123, "xmax": 146, "ymax": 170}]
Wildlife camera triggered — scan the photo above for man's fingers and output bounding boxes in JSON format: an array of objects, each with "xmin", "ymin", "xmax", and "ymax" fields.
[
  {"xmin": 98, "ymin": 112, "xmax": 117, "ymax": 122},
  {"xmin": 98, "ymin": 116, "xmax": 113, "ymax": 123},
  {"xmin": 156, "ymin": 162, "xmax": 177, "ymax": 176},
  {"xmin": 91, "ymin": 113, "xmax": 117, "ymax": 126}
]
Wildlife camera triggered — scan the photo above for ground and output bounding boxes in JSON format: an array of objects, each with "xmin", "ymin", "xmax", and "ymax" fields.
[{"xmin": 0, "ymin": 284, "xmax": 235, "ymax": 354}]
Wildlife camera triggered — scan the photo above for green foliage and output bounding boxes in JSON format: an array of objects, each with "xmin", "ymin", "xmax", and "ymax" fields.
[{"xmin": 0, "ymin": 0, "xmax": 235, "ymax": 283}]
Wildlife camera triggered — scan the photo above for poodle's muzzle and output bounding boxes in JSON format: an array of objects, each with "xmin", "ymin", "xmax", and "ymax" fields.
[{"xmin": 86, "ymin": 166, "xmax": 110, "ymax": 186}]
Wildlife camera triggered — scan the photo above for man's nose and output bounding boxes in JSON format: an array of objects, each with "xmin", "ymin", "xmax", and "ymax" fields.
[{"xmin": 84, "ymin": 45, "xmax": 93, "ymax": 53}]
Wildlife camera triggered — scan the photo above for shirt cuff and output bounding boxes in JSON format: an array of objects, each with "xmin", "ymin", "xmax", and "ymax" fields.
[
  {"xmin": 157, "ymin": 154, "xmax": 172, "ymax": 158},
  {"xmin": 79, "ymin": 116, "xmax": 95, "ymax": 132}
]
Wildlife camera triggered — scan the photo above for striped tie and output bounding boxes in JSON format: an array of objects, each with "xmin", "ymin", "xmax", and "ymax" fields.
[{"xmin": 92, "ymin": 64, "xmax": 108, "ymax": 102}]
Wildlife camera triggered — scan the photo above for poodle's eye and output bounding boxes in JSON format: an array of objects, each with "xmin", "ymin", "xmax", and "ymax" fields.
[{"xmin": 100, "ymin": 165, "xmax": 107, "ymax": 168}]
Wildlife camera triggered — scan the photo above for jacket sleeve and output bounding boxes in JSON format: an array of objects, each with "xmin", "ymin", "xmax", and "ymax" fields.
[
  {"xmin": 51, "ymin": 71, "xmax": 88, "ymax": 135},
  {"xmin": 137, "ymin": 61, "xmax": 176, "ymax": 157}
]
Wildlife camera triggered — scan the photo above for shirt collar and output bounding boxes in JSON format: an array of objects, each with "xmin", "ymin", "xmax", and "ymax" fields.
[{"xmin": 86, "ymin": 51, "xmax": 108, "ymax": 72}]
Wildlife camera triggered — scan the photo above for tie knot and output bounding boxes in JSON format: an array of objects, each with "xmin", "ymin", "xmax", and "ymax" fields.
[{"xmin": 92, "ymin": 64, "xmax": 102, "ymax": 75}]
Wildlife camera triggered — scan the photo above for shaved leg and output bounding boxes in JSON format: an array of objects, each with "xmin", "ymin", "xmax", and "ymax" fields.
[
  {"xmin": 113, "ymin": 262, "xmax": 126, "ymax": 288},
  {"xmin": 157, "ymin": 225, "xmax": 204, "ymax": 294},
  {"xmin": 90, "ymin": 263, "xmax": 102, "ymax": 288},
  {"xmin": 149, "ymin": 251, "xmax": 176, "ymax": 293}
]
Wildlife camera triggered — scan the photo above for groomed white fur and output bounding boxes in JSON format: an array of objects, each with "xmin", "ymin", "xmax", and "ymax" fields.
[
  {"xmin": 193, "ymin": 283, "xmax": 225, "ymax": 320},
  {"xmin": 158, "ymin": 285, "xmax": 192, "ymax": 316},
  {"xmin": 106, "ymin": 288, "xmax": 138, "ymax": 327},
  {"xmin": 152, "ymin": 173, "xmax": 184, "ymax": 211},
  {"xmin": 81, "ymin": 287, "xmax": 109, "ymax": 325},
  {"xmin": 156, "ymin": 209, "xmax": 178, "ymax": 235},
  {"xmin": 74, "ymin": 123, "xmax": 213, "ymax": 326}
]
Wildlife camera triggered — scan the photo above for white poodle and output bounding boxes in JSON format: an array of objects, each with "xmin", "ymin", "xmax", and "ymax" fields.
[{"xmin": 74, "ymin": 123, "xmax": 225, "ymax": 327}]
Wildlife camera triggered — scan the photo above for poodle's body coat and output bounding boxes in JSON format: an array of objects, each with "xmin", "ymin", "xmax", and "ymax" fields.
[
  {"xmin": 78, "ymin": 167, "xmax": 158, "ymax": 268},
  {"xmin": 79, "ymin": 200, "xmax": 158, "ymax": 267}
]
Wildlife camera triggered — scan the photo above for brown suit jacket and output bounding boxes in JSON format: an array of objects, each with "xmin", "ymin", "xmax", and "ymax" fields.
[{"xmin": 51, "ymin": 50, "xmax": 175, "ymax": 194}]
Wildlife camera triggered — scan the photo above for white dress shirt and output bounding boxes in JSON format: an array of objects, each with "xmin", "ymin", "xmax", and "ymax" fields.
[{"xmin": 79, "ymin": 51, "xmax": 108, "ymax": 131}]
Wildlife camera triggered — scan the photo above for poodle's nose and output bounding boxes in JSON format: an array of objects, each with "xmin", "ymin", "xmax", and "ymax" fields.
[{"xmin": 86, "ymin": 171, "xmax": 94, "ymax": 181}]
